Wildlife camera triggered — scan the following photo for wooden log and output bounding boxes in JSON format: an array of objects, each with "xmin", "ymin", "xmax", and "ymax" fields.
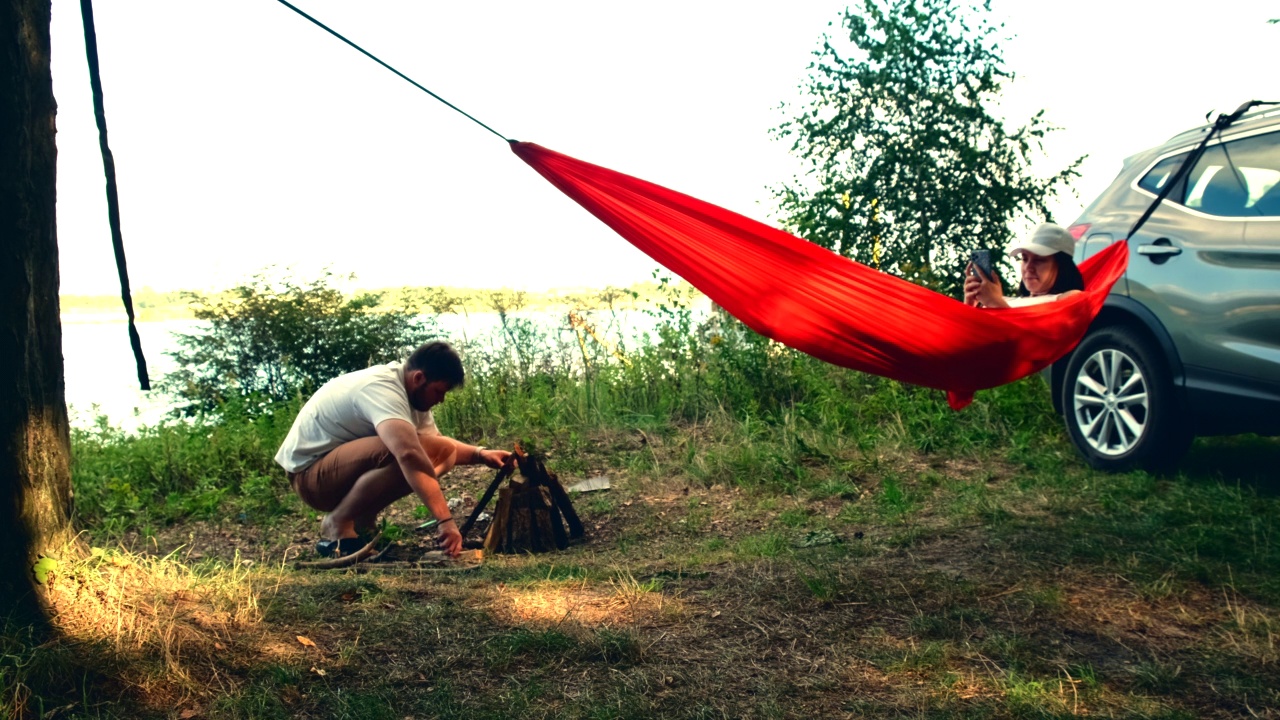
[
  {"xmin": 485, "ymin": 486, "xmax": 511, "ymax": 554},
  {"xmin": 547, "ymin": 493, "xmax": 569, "ymax": 550},
  {"xmin": 526, "ymin": 483, "xmax": 543, "ymax": 553},
  {"xmin": 505, "ymin": 484, "xmax": 519, "ymax": 552},
  {"xmin": 542, "ymin": 466, "xmax": 585, "ymax": 540},
  {"xmin": 461, "ymin": 460, "xmax": 514, "ymax": 540}
]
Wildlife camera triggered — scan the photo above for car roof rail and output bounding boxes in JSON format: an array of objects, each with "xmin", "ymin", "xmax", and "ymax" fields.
[
  {"xmin": 1219, "ymin": 99, "xmax": 1280, "ymax": 125},
  {"xmin": 1167, "ymin": 100, "xmax": 1280, "ymax": 143}
]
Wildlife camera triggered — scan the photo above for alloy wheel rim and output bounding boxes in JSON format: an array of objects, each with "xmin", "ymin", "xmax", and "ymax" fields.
[{"xmin": 1072, "ymin": 348, "xmax": 1150, "ymax": 457}]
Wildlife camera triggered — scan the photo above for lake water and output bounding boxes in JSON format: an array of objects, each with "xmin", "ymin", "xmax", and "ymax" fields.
[
  {"xmin": 62, "ymin": 317, "xmax": 197, "ymax": 431},
  {"xmin": 61, "ymin": 303, "xmax": 710, "ymax": 432}
]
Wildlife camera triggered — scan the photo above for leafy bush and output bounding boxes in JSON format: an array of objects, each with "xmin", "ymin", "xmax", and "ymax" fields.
[
  {"xmin": 159, "ymin": 271, "xmax": 433, "ymax": 415},
  {"xmin": 73, "ymin": 272, "xmax": 1067, "ymax": 535},
  {"xmin": 71, "ymin": 400, "xmax": 300, "ymax": 534}
]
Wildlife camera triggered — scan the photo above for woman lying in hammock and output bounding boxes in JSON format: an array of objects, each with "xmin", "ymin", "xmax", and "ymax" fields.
[{"xmin": 964, "ymin": 223, "xmax": 1085, "ymax": 309}]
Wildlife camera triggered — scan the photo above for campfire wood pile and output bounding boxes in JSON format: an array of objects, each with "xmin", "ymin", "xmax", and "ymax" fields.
[{"xmin": 461, "ymin": 444, "xmax": 584, "ymax": 554}]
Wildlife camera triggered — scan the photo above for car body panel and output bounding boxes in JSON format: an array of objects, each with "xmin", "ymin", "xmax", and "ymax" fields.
[{"xmin": 1066, "ymin": 108, "xmax": 1280, "ymax": 442}]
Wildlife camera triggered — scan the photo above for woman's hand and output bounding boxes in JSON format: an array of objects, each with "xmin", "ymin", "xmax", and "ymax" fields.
[
  {"xmin": 963, "ymin": 264, "xmax": 983, "ymax": 306},
  {"xmin": 964, "ymin": 264, "xmax": 1008, "ymax": 309}
]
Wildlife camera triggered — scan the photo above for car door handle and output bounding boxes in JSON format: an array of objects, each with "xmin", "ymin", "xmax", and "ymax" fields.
[{"xmin": 1137, "ymin": 237, "xmax": 1181, "ymax": 265}]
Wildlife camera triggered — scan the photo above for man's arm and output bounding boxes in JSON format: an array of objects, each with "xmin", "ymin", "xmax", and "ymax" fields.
[
  {"xmin": 455, "ymin": 441, "xmax": 511, "ymax": 469},
  {"xmin": 376, "ymin": 418, "xmax": 461, "ymax": 554}
]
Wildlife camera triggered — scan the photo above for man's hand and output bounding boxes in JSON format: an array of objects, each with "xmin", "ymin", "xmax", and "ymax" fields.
[
  {"xmin": 437, "ymin": 518, "xmax": 462, "ymax": 557},
  {"xmin": 477, "ymin": 448, "xmax": 512, "ymax": 469}
]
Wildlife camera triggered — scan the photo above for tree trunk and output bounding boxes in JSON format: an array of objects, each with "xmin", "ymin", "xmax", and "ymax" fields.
[{"xmin": 0, "ymin": 0, "xmax": 74, "ymax": 632}]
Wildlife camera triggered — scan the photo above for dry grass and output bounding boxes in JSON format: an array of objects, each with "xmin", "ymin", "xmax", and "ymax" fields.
[
  {"xmin": 4, "ymin": 541, "xmax": 266, "ymax": 719},
  {"xmin": 10, "ymin": 433, "xmax": 1280, "ymax": 719},
  {"xmin": 45, "ymin": 544, "xmax": 262, "ymax": 655}
]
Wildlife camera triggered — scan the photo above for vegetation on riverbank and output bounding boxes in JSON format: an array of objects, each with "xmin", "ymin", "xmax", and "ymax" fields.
[{"xmin": 10, "ymin": 273, "xmax": 1278, "ymax": 719}]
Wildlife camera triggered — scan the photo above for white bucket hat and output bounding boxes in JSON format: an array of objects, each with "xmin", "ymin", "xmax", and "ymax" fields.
[{"xmin": 1007, "ymin": 223, "xmax": 1075, "ymax": 258}]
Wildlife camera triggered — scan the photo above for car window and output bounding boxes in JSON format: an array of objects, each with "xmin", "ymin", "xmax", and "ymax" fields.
[
  {"xmin": 1138, "ymin": 153, "xmax": 1188, "ymax": 196},
  {"xmin": 1144, "ymin": 130, "xmax": 1280, "ymax": 217}
]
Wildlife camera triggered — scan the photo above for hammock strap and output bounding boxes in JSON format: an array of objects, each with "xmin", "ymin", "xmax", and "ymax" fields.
[
  {"xmin": 80, "ymin": 0, "xmax": 149, "ymax": 391},
  {"xmin": 274, "ymin": 0, "xmax": 511, "ymax": 143},
  {"xmin": 1127, "ymin": 100, "xmax": 1280, "ymax": 241}
]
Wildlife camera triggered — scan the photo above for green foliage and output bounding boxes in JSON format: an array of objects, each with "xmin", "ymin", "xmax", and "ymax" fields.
[
  {"xmin": 57, "ymin": 270, "xmax": 1280, "ymax": 719},
  {"xmin": 159, "ymin": 270, "xmax": 431, "ymax": 415},
  {"xmin": 72, "ymin": 271, "xmax": 1073, "ymax": 535},
  {"xmin": 772, "ymin": 0, "xmax": 1082, "ymax": 293},
  {"xmin": 31, "ymin": 557, "xmax": 58, "ymax": 585},
  {"xmin": 71, "ymin": 401, "xmax": 299, "ymax": 533}
]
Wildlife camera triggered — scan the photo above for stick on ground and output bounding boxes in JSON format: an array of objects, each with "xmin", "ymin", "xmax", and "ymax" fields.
[{"xmin": 293, "ymin": 532, "xmax": 385, "ymax": 570}]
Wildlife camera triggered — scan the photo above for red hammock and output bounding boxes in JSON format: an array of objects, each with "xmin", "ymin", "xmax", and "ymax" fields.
[{"xmin": 512, "ymin": 142, "xmax": 1128, "ymax": 410}]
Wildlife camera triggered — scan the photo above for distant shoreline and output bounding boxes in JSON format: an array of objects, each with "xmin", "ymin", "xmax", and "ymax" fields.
[{"xmin": 61, "ymin": 280, "xmax": 705, "ymax": 323}]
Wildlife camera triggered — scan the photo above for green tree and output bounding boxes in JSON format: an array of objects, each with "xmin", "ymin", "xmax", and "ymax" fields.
[
  {"xmin": 772, "ymin": 0, "xmax": 1082, "ymax": 293},
  {"xmin": 161, "ymin": 271, "xmax": 432, "ymax": 415}
]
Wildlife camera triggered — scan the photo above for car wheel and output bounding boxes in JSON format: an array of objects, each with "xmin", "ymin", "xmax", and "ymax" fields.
[{"xmin": 1061, "ymin": 325, "xmax": 1191, "ymax": 472}]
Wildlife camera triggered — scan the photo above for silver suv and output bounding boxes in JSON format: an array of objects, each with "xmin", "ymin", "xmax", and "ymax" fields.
[{"xmin": 1049, "ymin": 103, "xmax": 1280, "ymax": 472}]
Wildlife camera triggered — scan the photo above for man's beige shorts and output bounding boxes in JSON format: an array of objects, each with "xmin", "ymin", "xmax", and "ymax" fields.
[{"xmin": 287, "ymin": 433, "xmax": 457, "ymax": 511}]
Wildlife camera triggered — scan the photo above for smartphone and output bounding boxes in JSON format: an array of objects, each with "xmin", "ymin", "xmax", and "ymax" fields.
[{"xmin": 969, "ymin": 249, "xmax": 994, "ymax": 279}]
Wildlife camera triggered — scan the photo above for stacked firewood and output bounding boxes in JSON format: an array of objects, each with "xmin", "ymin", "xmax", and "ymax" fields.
[{"xmin": 462, "ymin": 444, "xmax": 584, "ymax": 554}]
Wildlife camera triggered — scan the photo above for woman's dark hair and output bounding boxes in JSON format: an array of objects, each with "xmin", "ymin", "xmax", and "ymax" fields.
[
  {"xmin": 1017, "ymin": 252, "xmax": 1085, "ymax": 296},
  {"xmin": 406, "ymin": 341, "xmax": 465, "ymax": 387}
]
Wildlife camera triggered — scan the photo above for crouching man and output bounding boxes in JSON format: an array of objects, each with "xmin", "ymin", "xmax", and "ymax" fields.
[{"xmin": 274, "ymin": 341, "xmax": 509, "ymax": 558}]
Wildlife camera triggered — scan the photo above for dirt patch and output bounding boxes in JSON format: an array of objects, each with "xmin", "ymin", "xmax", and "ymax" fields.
[{"xmin": 56, "ymin": 447, "xmax": 1280, "ymax": 719}]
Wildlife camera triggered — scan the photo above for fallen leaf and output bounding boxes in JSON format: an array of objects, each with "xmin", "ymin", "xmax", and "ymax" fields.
[
  {"xmin": 179, "ymin": 709, "xmax": 199, "ymax": 719},
  {"xmin": 310, "ymin": 666, "xmax": 326, "ymax": 676},
  {"xmin": 296, "ymin": 635, "xmax": 316, "ymax": 648},
  {"xmin": 214, "ymin": 642, "xmax": 226, "ymax": 651},
  {"xmin": 340, "ymin": 592, "xmax": 356, "ymax": 602}
]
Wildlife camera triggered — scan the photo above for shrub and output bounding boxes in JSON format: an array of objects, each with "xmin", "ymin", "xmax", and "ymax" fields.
[{"xmin": 159, "ymin": 270, "xmax": 433, "ymax": 415}]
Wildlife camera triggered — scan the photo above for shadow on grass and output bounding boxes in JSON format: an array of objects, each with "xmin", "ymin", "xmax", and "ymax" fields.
[{"xmin": 1180, "ymin": 434, "xmax": 1280, "ymax": 495}]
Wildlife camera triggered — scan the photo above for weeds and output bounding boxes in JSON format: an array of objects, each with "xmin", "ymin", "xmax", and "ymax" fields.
[{"xmin": 36, "ymin": 277, "xmax": 1280, "ymax": 718}]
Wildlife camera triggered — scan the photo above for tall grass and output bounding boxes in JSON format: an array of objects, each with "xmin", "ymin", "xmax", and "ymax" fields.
[
  {"xmin": 442, "ymin": 284, "xmax": 1058, "ymax": 452},
  {"xmin": 72, "ymin": 399, "xmax": 299, "ymax": 537},
  {"xmin": 45, "ymin": 282, "xmax": 1280, "ymax": 719},
  {"xmin": 72, "ymin": 283, "xmax": 1056, "ymax": 534}
]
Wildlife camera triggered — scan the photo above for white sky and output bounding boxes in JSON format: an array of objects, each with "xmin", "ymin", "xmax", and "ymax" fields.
[{"xmin": 51, "ymin": 0, "xmax": 1279, "ymax": 297}]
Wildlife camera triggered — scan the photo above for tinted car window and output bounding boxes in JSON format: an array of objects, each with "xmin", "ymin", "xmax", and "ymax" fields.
[
  {"xmin": 1141, "ymin": 131, "xmax": 1280, "ymax": 217},
  {"xmin": 1138, "ymin": 153, "xmax": 1188, "ymax": 196}
]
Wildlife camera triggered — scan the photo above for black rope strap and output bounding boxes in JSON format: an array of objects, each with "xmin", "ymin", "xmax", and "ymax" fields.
[
  {"xmin": 80, "ymin": 0, "xmax": 149, "ymax": 390},
  {"xmin": 1127, "ymin": 100, "xmax": 1280, "ymax": 241},
  {"xmin": 275, "ymin": 0, "xmax": 513, "ymax": 143}
]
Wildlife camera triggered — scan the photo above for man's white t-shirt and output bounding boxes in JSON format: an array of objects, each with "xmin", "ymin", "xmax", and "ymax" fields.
[{"xmin": 274, "ymin": 362, "xmax": 439, "ymax": 473}]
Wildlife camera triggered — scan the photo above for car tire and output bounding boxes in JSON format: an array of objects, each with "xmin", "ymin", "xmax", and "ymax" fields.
[{"xmin": 1061, "ymin": 325, "xmax": 1192, "ymax": 472}]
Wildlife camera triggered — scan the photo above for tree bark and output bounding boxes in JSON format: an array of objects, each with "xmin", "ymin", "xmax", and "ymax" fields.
[{"xmin": 0, "ymin": 0, "xmax": 74, "ymax": 632}]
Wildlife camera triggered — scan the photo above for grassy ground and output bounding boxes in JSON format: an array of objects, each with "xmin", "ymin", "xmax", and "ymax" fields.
[{"xmin": 9, "ymin": 388, "xmax": 1279, "ymax": 719}]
